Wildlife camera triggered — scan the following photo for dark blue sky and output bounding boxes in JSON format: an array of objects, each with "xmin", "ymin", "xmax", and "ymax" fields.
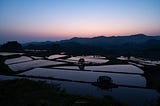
[{"xmin": 0, "ymin": 0, "xmax": 160, "ymax": 43}]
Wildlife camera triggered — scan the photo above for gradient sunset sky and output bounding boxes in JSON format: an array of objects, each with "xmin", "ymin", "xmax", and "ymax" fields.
[{"xmin": 0, "ymin": 0, "xmax": 160, "ymax": 43}]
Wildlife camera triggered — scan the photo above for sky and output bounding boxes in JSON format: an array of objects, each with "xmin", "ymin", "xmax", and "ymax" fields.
[{"xmin": 0, "ymin": 0, "xmax": 160, "ymax": 43}]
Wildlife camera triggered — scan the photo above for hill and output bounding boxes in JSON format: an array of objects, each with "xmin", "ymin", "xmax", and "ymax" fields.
[{"xmin": 12, "ymin": 34, "xmax": 160, "ymax": 58}]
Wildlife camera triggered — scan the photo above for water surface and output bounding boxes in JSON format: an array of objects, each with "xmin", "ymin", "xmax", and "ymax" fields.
[
  {"xmin": 19, "ymin": 68, "xmax": 145, "ymax": 86},
  {"xmin": 54, "ymin": 65, "xmax": 143, "ymax": 74},
  {"xmin": 8, "ymin": 60, "xmax": 66, "ymax": 71},
  {"xmin": 5, "ymin": 56, "xmax": 33, "ymax": 65},
  {"xmin": 0, "ymin": 75, "xmax": 159, "ymax": 106}
]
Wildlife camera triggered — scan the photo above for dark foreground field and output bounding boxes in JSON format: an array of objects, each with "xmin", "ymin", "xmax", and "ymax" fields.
[{"xmin": 0, "ymin": 79, "xmax": 127, "ymax": 106}]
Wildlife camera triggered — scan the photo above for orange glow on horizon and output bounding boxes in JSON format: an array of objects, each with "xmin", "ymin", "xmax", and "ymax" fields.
[{"xmin": 1, "ymin": 21, "xmax": 160, "ymax": 38}]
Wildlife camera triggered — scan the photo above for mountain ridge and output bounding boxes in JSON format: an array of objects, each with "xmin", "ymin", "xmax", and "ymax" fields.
[
  {"xmin": 60, "ymin": 34, "xmax": 160, "ymax": 47},
  {"xmin": 21, "ymin": 34, "xmax": 160, "ymax": 45},
  {"xmin": 1, "ymin": 34, "xmax": 160, "ymax": 58}
]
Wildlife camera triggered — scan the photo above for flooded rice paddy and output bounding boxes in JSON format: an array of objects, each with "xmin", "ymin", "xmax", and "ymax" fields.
[
  {"xmin": 7, "ymin": 60, "xmax": 66, "ymax": 71},
  {"xmin": 1, "ymin": 53, "xmax": 160, "ymax": 105},
  {"xmin": 19, "ymin": 67, "xmax": 145, "ymax": 86},
  {"xmin": 5, "ymin": 56, "xmax": 33, "ymax": 64},
  {"xmin": 54, "ymin": 65, "xmax": 143, "ymax": 74}
]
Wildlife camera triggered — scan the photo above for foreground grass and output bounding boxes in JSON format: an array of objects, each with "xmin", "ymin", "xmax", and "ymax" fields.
[{"xmin": 0, "ymin": 79, "xmax": 126, "ymax": 106}]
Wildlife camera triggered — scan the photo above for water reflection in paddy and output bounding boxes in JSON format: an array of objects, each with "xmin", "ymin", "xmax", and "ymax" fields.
[
  {"xmin": 8, "ymin": 60, "xmax": 66, "ymax": 71},
  {"xmin": 19, "ymin": 68, "xmax": 146, "ymax": 87},
  {"xmin": 18, "ymin": 65, "xmax": 156, "ymax": 105},
  {"xmin": 54, "ymin": 65, "xmax": 143, "ymax": 74},
  {"xmin": 5, "ymin": 56, "xmax": 33, "ymax": 64},
  {"xmin": 0, "ymin": 75, "xmax": 160, "ymax": 106},
  {"xmin": 0, "ymin": 75, "xmax": 159, "ymax": 106},
  {"xmin": 2, "ymin": 63, "xmax": 159, "ymax": 105},
  {"xmin": 58, "ymin": 80, "xmax": 159, "ymax": 106}
]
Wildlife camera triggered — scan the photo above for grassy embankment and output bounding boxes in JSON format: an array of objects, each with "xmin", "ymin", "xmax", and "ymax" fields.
[{"xmin": 0, "ymin": 79, "xmax": 127, "ymax": 106}]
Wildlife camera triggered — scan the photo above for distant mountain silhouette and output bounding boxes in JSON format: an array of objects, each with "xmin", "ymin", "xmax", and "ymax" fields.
[
  {"xmin": 24, "ymin": 41, "xmax": 56, "ymax": 50},
  {"xmin": 4, "ymin": 34, "xmax": 160, "ymax": 59},
  {"xmin": 59, "ymin": 34, "xmax": 160, "ymax": 56},
  {"xmin": 61, "ymin": 34, "xmax": 160, "ymax": 47},
  {"xmin": 22, "ymin": 34, "xmax": 160, "ymax": 57},
  {"xmin": 0, "ymin": 41, "xmax": 23, "ymax": 52}
]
